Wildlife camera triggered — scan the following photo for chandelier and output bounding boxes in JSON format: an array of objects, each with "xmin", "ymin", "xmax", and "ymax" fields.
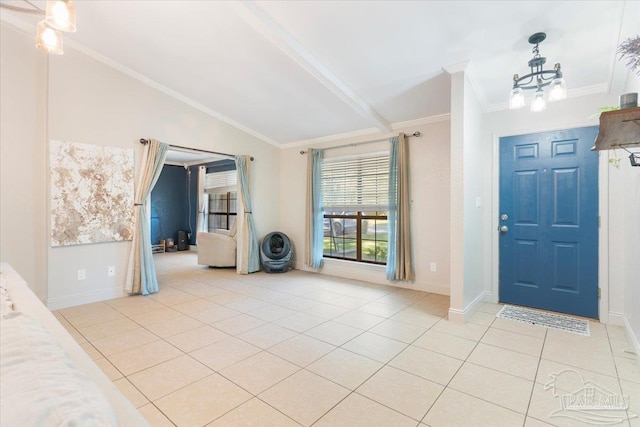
[
  {"xmin": 509, "ymin": 32, "xmax": 566, "ymax": 112},
  {"xmin": 0, "ymin": 0, "xmax": 76, "ymax": 54}
]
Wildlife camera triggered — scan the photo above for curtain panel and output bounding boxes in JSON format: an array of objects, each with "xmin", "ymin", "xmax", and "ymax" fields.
[
  {"xmin": 387, "ymin": 134, "xmax": 415, "ymax": 281},
  {"xmin": 235, "ymin": 155, "xmax": 260, "ymax": 274},
  {"xmin": 305, "ymin": 149, "xmax": 324, "ymax": 270},
  {"xmin": 196, "ymin": 166, "xmax": 208, "ymax": 239},
  {"xmin": 125, "ymin": 139, "xmax": 169, "ymax": 295}
]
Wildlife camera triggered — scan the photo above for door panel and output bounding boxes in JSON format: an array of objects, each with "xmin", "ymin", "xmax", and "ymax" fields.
[
  {"xmin": 514, "ymin": 239, "xmax": 539, "ymax": 287},
  {"xmin": 499, "ymin": 127, "xmax": 599, "ymax": 318}
]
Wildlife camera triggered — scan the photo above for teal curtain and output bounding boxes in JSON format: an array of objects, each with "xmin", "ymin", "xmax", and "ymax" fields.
[
  {"xmin": 387, "ymin": 137, "xmax": 399, "ymax": 280},
  {"xmin": 387, "ymin": 134, "xmax": 414, "ymax": 281},
  {"xmin": 235, "ymin": 155, "xmax": 260, "ymax": 273},
  {"xmin": 305, "ymin": 149, "xmax": 324, "ymax": 269},
  {"xmin": 126, "ymin": 139, "xmax": 168, "ymax": 295}
]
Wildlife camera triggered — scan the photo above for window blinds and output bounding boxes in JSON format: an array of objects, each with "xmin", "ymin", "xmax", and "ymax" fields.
[
  {"xmin": 205, "ymin": 171, "xmax": 236, "ymax": 192},
  {"xmin": 321, "ymin": 153, "xmax": 390, "ymax": 212}
]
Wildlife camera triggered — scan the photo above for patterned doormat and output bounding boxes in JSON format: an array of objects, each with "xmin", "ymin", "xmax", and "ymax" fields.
[{"xmin": 497, "ymin": 305, "xmax": 591, "ymax": 336}]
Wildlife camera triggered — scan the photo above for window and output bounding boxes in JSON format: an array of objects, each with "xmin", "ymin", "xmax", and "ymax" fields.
[
  {"xmin": 321, "ymin": 153, "xmax": 389, "ymax": 264},
  {"xmin": 205, "ymin": 170, "xmax": 237, "ymax": 232}
]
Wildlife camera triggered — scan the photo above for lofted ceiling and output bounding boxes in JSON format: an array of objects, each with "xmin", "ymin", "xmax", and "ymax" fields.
[{"xmin": 1, "ymin": 1, "xmax": 638, "ymax": 146}]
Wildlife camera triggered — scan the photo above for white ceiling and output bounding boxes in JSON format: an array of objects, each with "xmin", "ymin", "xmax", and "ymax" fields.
[
  {"xmin": 164, "ymin": 148, "xmax": 229, "ymax": 166},
  {"xmin": 2, "ymin": 1, "xmax": 638, "ymax": 146}
]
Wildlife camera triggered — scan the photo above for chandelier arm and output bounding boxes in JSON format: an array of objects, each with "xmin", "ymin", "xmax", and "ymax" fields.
[
  {"xmin": 513, "ymin": 69, "xmax": 559, "ymax": 89},
  {"xmin": 539, "ymin": 74, "xmax": 558, "ymax": 82},
  {"xmin": 514, "ymin": 75, "xmax": 535, "ymax": 88}
]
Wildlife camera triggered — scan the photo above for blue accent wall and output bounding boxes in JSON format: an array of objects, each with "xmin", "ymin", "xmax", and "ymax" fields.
[
  {"xmin": 151, "ymin": 165, "xmax": 190, "ymax": 245},
  {"xmin": 152, "ymin": 160, "xmax": 237, "ymax": 246}
]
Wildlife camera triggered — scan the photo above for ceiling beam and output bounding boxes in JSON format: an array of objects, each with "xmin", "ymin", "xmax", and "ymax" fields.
[{"xmin": 232, "ymin": 1, "xmax": 391, "ymax": 132}]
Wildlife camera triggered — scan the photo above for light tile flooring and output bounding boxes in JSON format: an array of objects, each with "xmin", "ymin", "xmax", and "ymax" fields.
[{"xmin": 54, "ymin": 252, "xmax": 640, "ymax": 427}]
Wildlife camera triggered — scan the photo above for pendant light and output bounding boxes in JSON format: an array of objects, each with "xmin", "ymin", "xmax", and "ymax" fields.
[
  {"xmin": 0, "ymin": 0, "xmax": 76, "ymax": 55},
  {"xmin": 45, "ymin": 0, "xmax": 76, "ymax": 33},
  {"xmin": 35, "ymin": 19, "xmax": 63, "ymax": 55},
  {"xmin": 509, "ymin": 32, "xmax": 567, "ymax": 112}
]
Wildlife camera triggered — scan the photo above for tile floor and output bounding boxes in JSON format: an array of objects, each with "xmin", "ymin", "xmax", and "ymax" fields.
[{"xmin": 54, "ymin": 252, "xmax": 640, "ymax": 427}]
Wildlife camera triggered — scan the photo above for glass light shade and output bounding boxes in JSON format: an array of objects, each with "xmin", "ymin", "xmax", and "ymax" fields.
[
  {"xmin": 36, "ymin": 20, "xmax": 63, "ymax": 55},
  {"xmin": 509, "ymin": 87, "xmax": 525, "ymax": 109},
  {"xmin": 531, "ymin": 90, "xmax": 546, "ymax": 112},
  {"xmin": 45, "ymin": 0, "xmax": 76, "ymax": 32},
  {"xmin": 548, "ymin": 77, "xmax": 567, "ymax": 101}
]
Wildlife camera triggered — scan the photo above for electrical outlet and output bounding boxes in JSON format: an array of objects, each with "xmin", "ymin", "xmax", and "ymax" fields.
[
  {"xmin": 77, "ymin": 269, "xmax": 86, "ymax": 281},
  {"xmin": 108, "ymin": 266, "xmax": 115, "ymax": 277},
  {"xmin": 430, "ymin": 262, "xmax": 437, "ymax": 272}
]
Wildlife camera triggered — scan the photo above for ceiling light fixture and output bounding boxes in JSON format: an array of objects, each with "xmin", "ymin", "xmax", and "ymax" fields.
[
  {"xmin": 509, "ymin": 32, "xmax": 566, "ymax": 112},
  {"xmin": 0, "ymin": 0, "xmax": 76, "ymax": 55}
]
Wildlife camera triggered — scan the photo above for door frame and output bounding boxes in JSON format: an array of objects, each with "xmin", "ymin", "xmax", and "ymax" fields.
[{"xmin": 489, "ymin": 125, "xmax": 609, "ymax": 323}]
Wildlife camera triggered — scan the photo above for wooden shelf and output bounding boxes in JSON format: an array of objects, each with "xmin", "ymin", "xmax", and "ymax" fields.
[{"xmin": 592, "ymin": 107, "xmax": 640, "ymax": 151}]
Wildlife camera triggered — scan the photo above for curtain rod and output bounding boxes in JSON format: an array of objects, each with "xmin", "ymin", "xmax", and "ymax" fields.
[
  {"xmin": 299, "ymin": 131, "xmax": 422, "ymax": 155},
  {"xmin": 139, "ymin": 138, "xmax": 253, "ymax": 161}
]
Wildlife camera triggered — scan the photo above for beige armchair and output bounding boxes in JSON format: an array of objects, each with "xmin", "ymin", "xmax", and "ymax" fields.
[{"xmin": 197, "ymin": 223, "xmax": 237, "ymax": 267}]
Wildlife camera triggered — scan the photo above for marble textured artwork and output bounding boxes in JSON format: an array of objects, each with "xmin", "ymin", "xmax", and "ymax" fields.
[{"xmin": 50, "ymin": 140, "xmax": 135, "ymax": 247}]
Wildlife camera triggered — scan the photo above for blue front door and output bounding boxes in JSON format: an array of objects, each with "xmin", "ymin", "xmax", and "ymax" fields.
[{"xmin": 499, "ymin": 126, "xmax": 599, "ymax": 318}]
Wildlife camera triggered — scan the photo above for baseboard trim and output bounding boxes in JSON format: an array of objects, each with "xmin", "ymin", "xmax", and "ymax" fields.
[
  {"xmin": 393, "ymin": 281, "xmax": 450, "ymax": 296},
  {"xmin": 294, "ymin": 260, "xmax": 450, "ymax": 295},
  {"xmin": 448, "ymin": 308, "xmax": 465, "ymax": 323},
  {"xmin": 47, "ymin": 287, "xmax": 126, "ymax": 310},
  {"xmin": 607, "ymin": 311, "xmax": 626, "ymax": 326},
  {"xmin": 623, "ymin": 316, "xmax": 640, "ymax": 367},
  {"xmin": 448, "ymin": 291, "xmax": 489, "ymax": 323}
]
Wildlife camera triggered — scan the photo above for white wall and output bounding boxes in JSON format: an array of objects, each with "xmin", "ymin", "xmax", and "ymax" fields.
[
  {"xmin": 447, "ymin": 66, "xmax": 490, "ymax": 322},
  {"xmin": 0, "ymin": 25, "xmax": 48, "ymax": 301},
  {"xmin": 0, "ymin": 23, "xmax": 281, "ymax": 309},
  {"xmin": 279, "ymin": 119, "xmax": 451, "ymax": 294},
  {"xmin": 448, "ymin": 71, "xmax": 465, "ymax": 317},
  {"xmin": 462, "ymin": 72, "xmax": 489, "ymax": 311},
  {"xmin": 618, "ymin": 73, "xmax": 640, "ymax": 353}
]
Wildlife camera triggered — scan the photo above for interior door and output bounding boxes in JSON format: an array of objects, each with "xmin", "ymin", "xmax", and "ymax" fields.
[{"xmin": 499, "ymin": 126, "xmax": 599, "ymax": 318}]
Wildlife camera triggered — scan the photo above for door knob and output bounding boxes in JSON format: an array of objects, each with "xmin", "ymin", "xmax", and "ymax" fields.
[{"xmin": 500, "ymin": 225, "xmax": 509, "ymax": 233}]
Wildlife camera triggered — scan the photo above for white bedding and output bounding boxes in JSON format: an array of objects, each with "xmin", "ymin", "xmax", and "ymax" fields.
[
  {"xmin": 1, "ymin": 313, "xmax": 118, "ymax": 426},
  {"xmin": 0, "ymin": 263, "xmax": 150, "ymax": 427}
]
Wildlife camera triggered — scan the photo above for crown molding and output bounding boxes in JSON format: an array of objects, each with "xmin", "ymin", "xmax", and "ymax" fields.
[
  {"xmin": 0, "ymin": 16, "xmax": 281, "ymax": 148},
  {"xmin": 280, "ymin": 127, "xmax": 381, "ymax": 149},
  {"xmin": 281, "ymin": 113, "xmax": 452, "ymax": 150},
  {"xmin": 442, "ymin": 60, "xmax": 489, "ymax": 112},
  {"xmin": 63, "ymin": 38, "xmax": 281, "ymax": 148},
  {"xmin": 485, "ymin": 82, "xmax": 610, "ymax": 113},
  {"xmin": 568, "ymin": 82, "xmax": 610, "ymax": 98},
  {"xmin": 463, "ymin": 61, "xmax": 490, "ymax": 111},
  {"xmin": 442, "ymin": 60, "xmax": 470, "ymax": 75},
  {"xmin": 391, "ymin": 113, "xmax": 451, "ymax": 129}
]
